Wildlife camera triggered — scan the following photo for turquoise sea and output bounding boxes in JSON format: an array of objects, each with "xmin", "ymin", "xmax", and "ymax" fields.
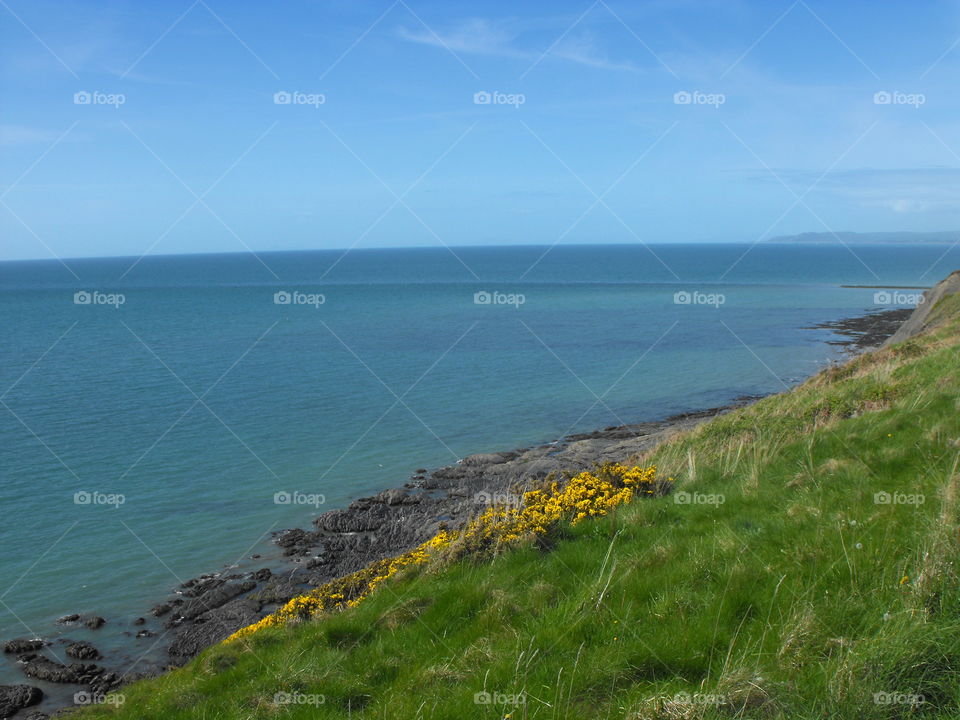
[{"xmin": 0, "ymin": 242, "xmax": 956, "ymax": 684}]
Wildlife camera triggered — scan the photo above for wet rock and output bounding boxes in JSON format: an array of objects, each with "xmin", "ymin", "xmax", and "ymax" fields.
[
  {"xmin": 135, "ymin": 629, "xmax": 156, "ymax": 639},
  {"xmin": 18, "ymin": 655, "xmax": 101, "ymax": 684},
  {"xmin": 179, "ymin": 576, "xmax": 224, "ymax": 598},
  {"xmin": 84, "ymin": 616, "xmax": 106, "ymax": 630},
  {"xmin": 133, "ymin": 617, "xmax": 146, "ymax": 626},
  {"xmin": 252, "ymin": 568, "xmax": 272, "ymax": 582},
  {"xmin": 150, "ymin": 599, "xmax": 181, "ymax": 617},
  {"xmin": 55, "ymin": 614, "xmax": 79, "ymax": 625},
  {"xmin": 2, "ymin": 639, "xmax": 44, "ymax": 654},
  {"xmin": 65, "ymin": 641, "xmax": 100, "ymax": 660},
  {"xmin": 274, "ymin": 528, "xmax": 319, "ymax": 556},
  {"xmin": 0, "ymin": 684, "xmax": 42, "ymax": 718},
  {"xmin": 168, "ymin": 596, "xmax": 261, "ymax": 660},
  {"xmin": 167, "ymin": 581, "xmax": 257, "ymax": 625}
]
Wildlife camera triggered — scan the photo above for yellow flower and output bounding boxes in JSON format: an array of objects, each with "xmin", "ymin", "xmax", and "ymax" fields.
[{"xmin": 225, "ymin": 463, "xmax": 665, "ymax": 643}]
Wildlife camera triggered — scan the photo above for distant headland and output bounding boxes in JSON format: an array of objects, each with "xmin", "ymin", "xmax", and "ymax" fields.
[{"xmin": 769, "ymin": 230, "xmax": 959, "ymax": 244}]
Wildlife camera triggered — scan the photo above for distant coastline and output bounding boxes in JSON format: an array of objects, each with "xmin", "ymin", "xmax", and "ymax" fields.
[{"xmin": 770, "ymin": 230, "xmax": 959, "ymax": 244}]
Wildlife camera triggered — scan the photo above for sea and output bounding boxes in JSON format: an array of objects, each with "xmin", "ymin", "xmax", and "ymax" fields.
[{"xmin": 0, "ymin": 242, "xmax": 956, "ymax": 688}]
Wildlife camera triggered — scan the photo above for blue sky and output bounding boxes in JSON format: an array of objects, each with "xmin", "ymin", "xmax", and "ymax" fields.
[{"xmin": 2, "ymin": 0, "xmax": 960, "ymax": 260}]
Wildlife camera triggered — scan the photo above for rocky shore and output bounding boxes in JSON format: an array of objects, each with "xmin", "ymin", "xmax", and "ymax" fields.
[{"xmin": 0, "ymin": 306, "xmax": 910, "ymax": 719}]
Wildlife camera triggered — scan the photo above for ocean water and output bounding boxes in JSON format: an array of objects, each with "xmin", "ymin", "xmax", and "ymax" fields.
[{"xmin": 0, "ymin": 242, "xmax": 957, "ymax": 685}]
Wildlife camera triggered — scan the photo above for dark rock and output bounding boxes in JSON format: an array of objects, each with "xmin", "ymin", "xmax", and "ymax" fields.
[
  {"xmin": 2, "ymin": 638, "xmax": 44, "ymax": 654},
  {"xmin": 23, "ymin": 713, "xmax": 49, "ymax": 720},
  {"xmin": 167, "ymin": 581, "xmax": 256, "ymax": 625},
  {"xmin": 133, "ymin": 617, "xmax": 146, "ymax": 626},
  {"xmin": 18, "ymin": 655, "xmax": 102, "ymax": 684},
  {"xmin": 55, "ymin": 614, "xmax": 79, "ymax": 624},
  {"xmin": 415, "ymin": 468, "xmax": 427, "ymax": 474},
  {"xmin": 252, "ymin": 568, "xmax": 272, "ymax": 582},
  {"xmin": 252, "ymin": 578, "xmax": 299, "ymax": 605},
  {"xmin": 378, "ymin": 488, "xmax": 408, "ymax": 505},
  {"xmin": 88, "ymin": 671, "xmax": 124, "ymax": 699},
  {"xmin": 274, "ymin": 528, "xmax": 319, "ymax": 556},
  {"xmin": 150, "ymin": 600, "xmax": 181, "ymax": 617},
  {"xmin": 84, "ymin": 616, "xmax": 106, "ymax": 630},
  {"xmin": 65, "ymin": 642, "xmax": 100, "ymax": 660},
  {"xmin": 179, "ymin": 576, "xmax": 224, "ymax": 598},
  {"xmin": 135, "ymin": 630, "xmax": 156, "ymax": 639},
  {"xmin": 314, "ymin": 507, "xmax": 385, "ymax": 533},
  {"xmin": 168, "ymin": 596, "xmax": 261, "ymax": 659},
  {"xmin": 0, "ymin": 684, "xmax": 42, "ymax": 718}
]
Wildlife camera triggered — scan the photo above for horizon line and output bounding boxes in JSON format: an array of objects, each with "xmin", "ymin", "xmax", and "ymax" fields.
[{"xmin": 3, "ymin": 232, "xmax": 959, "ymax": 264}]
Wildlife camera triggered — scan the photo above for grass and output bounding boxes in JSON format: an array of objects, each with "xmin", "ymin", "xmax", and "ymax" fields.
[{"xmin": 78, "ymin": 297, "xmax": 960, "ymax": 719}]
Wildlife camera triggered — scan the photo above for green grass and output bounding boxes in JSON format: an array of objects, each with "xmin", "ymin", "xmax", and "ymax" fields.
[{"xmin": 80, "ymin": 303, "xmax": 960, "ymax": 719}]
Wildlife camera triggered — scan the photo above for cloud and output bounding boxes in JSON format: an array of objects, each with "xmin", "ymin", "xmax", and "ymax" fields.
[
  {"xmin": 396, "ymin": 17, "xmax": 645, "ymax": 73},
  {"xmin": 749, "ymin": 167, "xmax": 960, "ymax": 214},
  {"xmin": 0, "ymin": 125, "xmax": 67, "ymax": 147}
]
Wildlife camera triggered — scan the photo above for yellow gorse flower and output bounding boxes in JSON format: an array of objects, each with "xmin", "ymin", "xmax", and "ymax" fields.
[{"xmin": 224, "ymin": 464, "xmax": 667, "ymax": 644}]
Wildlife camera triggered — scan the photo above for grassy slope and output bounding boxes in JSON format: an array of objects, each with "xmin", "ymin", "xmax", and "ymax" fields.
[{"xmin": 81, "ymin": 296, "xmax": 960, "ymax": 719}]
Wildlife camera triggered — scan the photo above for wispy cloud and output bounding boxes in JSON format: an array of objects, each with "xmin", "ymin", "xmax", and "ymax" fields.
[
  {"xmin": 749, "ymin": 166, "xmax": 960, "ymax": 214},
  {"xmin": 396, "ymin": 17, "xmax": 646, "ymax": 73},
  {"xmin": 0, "ymin": 125, "xmax": 68, "ymax": 147}
]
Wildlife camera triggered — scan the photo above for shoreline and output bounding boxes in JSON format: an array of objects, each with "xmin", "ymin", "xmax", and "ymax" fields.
[{"xmin": 0, "ymin": 306, "xmax": 911, "ymax": 719}]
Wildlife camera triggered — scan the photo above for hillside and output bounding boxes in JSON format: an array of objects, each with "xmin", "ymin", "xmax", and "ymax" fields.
[{"xmin": 74, "ymin": 274, "xmax": 960, "ymax": 719}]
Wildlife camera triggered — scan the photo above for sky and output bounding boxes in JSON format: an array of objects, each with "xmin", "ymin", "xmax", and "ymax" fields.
[{"xmin": 2, "ymin": 0, "xmax": 960, "ymax": 261}]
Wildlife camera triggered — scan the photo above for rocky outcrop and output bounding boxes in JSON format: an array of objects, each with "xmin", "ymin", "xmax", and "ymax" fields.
[
  {"xmin": 1, "ymin": 640, "xmax": 43, "ymax": 655},
  {"xmin": 17, "ymin": 656, "xmax": 101, "ymax": 685},
  {"xmin": 65, "ymin": 642, "xmax": 100, "ymax": 660},
  {"xmin": 167, "ymin": 596, "xmax": 262, "ymax": 660},
  {"xmin": 0, "ymin": 684, "xmax": 42, "ymax": 718}
]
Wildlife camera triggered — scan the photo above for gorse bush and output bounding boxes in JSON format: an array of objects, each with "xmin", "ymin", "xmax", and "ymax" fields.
[{"xmin": 225, "ymin": 463, "xmax": 670, "ymax": 645}]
